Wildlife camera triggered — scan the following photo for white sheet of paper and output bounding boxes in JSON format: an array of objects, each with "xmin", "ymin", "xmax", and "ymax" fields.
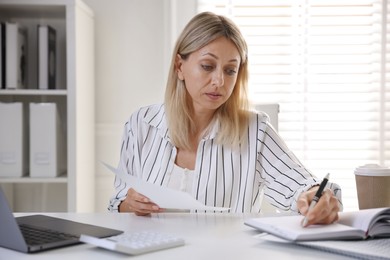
[{"xmin": 103, "ymin": 162, "xmax": 230, "ymax": 212}]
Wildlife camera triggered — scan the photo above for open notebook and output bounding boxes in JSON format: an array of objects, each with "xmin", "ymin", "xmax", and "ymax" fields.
[{"xmin": 245, "ymin": 207, "xmax": 390, "ymax": 241}]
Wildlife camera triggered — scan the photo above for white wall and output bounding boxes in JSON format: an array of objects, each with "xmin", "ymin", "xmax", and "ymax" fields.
[{"xmin": 82, "ymin": 0, "xmax": 196, "ymax": 212}]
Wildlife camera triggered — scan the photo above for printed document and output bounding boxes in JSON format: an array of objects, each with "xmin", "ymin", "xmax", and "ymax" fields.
[{"xmin": 104, "ymin": 162, "xmax": 230, "ymax": 212}]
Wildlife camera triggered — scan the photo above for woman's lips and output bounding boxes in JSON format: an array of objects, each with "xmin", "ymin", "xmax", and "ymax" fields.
[{"xmin": 206, "ymin": 92, "xmax": 222, "ymax": 100}]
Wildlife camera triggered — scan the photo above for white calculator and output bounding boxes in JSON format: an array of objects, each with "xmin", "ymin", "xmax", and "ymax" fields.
[{"xmin": 80, "ymin": 231, "xmax": 185, "ymax": 255}]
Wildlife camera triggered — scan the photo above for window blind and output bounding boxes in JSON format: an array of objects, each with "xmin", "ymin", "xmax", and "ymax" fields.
[{"xmin": 198, "ymin": 0, "xmax": 389, "ymax": 211}]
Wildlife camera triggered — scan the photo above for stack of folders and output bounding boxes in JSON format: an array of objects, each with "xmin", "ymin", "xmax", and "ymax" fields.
[
  {"xmin": 0, "ymin": 22, "xmax": 56, "ymax": 89},
  {"xmin": 0, "ymin": 102, "xmax": 65, "ymax": 178}
]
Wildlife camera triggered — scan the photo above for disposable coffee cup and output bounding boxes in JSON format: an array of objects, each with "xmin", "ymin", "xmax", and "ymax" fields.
[{"xmin": 354, "ymin": 164, "xmax": 390, "ymax": 209}]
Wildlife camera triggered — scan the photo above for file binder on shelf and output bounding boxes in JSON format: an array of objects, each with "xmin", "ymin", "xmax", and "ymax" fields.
[
  {"xmin": 38, "ymin": 25, "xmax": 56, "ymax": 89},
  {"xmin": 5, "ymin": 22, "xmax": 27, "ymax": 89},
  {"xmin": 0, "ymin": 102, "xmax": 28, "ymax": 177},
  {"xmin": 0, "ymin": 23, "xmax": 4, "ymax": 89},
  {"xmin": 29, "ymin": 103, "xmax": 66, "ymax": 178}
]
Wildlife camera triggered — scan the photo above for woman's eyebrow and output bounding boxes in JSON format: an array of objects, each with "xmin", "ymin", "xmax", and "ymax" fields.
[{"xmin": 201, "ymin": 52, "xmax": 239, "ymax": 63}]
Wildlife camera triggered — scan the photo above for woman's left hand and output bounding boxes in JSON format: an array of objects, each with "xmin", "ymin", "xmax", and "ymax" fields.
[{"xmin": 297, "ymin": 187, "xmax": 340, "ymax": 227}]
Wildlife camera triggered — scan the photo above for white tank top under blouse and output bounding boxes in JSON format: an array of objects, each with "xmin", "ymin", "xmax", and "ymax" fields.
[{"xmin": 166, "ymin": 164, "xmax": 195, "ymax": 194}]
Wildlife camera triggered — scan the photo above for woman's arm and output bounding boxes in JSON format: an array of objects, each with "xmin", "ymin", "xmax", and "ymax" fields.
[{"xmin": 257, "ymin": 114, "xmax": 342, "ymax": 223}]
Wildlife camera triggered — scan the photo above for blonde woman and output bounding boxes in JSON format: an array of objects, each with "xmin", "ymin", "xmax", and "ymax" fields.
[{"xmin": 109, "ymin": 12, "xmax": 342, "ymax": 227}]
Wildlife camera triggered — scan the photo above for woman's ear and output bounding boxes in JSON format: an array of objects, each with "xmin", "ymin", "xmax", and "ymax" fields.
[{"xmin": 175, "ymin": 54, "xmax": 184, "ymax": 81}]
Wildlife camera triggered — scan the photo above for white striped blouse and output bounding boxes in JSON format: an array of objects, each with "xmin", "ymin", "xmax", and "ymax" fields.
[{"xmin": 108, "ymin": 104, "xmax": 342, "ymax": 213}]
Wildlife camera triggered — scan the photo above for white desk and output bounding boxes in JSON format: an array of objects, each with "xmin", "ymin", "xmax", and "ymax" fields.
[{"xmin": 2, "ymin": 212, "xmax": 350, "ymax": 259}]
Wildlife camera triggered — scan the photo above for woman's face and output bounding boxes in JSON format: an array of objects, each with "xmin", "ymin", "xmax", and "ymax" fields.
[{"xmin": 176, "ymin": 37, "xmax": 241, "ymax": 115}]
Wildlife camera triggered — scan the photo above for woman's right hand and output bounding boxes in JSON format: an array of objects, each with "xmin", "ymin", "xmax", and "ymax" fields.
[{"xmin": 119, "ymin": 188, "xmax": 163, "ymax": 216}]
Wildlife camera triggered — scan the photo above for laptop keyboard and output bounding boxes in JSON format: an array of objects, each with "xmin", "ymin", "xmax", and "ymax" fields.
[{"xmin": 19, "ymin": 224, "xmax": 79, "ymax": 245}]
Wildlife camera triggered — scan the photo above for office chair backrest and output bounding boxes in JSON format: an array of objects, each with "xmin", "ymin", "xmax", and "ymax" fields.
[{"xmin": 254, "ymin": 103, "xmax": 279, "ymax": 131}]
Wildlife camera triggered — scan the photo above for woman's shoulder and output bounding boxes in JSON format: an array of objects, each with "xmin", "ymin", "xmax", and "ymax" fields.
[
  {"xmin": 127, "ymin": 104, "xmax": 164, "ymax": 121},
  {"xmin": 125, "ymin": 103, "xmax": 166, "ymax": 130},
  {"xmin": 247, "ymin": 108, "xmax": 270, "ymax": 124}
]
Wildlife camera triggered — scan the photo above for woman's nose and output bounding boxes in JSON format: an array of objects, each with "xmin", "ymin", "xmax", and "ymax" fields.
[{"xmin": 212, "ymin": 69, "xmax": 224, "ymax": 87}]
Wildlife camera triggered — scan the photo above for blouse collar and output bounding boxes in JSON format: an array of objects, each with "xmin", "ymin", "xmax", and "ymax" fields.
[{"xmin": 143, "ymin": 104, "xmax": 219, "ymax": 142}]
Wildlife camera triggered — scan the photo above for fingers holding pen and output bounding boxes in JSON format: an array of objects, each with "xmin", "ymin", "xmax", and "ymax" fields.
[
  {"xmin": 299, "ymin": 188, "xmax": 340, "ymax": 227},
  {"xmin": 316, "ymin": 189, "xmax": 340, "ymax": 224}
]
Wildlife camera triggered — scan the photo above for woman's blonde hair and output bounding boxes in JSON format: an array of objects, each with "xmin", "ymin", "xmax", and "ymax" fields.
[{"xmin": 165, "ymin": 11, "xmax": 250, "ymax": 149}]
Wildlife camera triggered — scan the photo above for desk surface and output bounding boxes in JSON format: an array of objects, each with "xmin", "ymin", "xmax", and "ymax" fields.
[{"xmin": 2, "ymin": 212, "xmax": 351, "ymax": 259}]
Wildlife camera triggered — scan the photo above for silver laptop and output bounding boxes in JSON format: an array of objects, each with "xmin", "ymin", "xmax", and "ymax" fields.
[{"xmin": 0, "ymin": 187, "xmax": 123, "ymax": 253}]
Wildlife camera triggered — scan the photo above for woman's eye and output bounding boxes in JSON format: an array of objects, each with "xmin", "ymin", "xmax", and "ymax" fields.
[
  {"xmin": 201, "ymin": 64, "xmax": 214, "ymax": 71},
  {"xmin": 225, "ymin": 68, "xmax": 237, "ymax": 76}
]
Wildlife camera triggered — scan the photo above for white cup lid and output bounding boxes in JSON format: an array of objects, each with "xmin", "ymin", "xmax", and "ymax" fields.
[{"xmin": 354, "ymin": 164, "xmax": 390, "ymax": 176}]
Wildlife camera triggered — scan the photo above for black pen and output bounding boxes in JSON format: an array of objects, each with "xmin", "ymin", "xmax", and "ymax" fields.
[{"xmin": 302, "ymin": 173, "xmax": 330, "ymax": 227}]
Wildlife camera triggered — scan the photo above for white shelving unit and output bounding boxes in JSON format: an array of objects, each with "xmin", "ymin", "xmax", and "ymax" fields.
[{"xmin": 0, "ymin": 0, "xmax": 95, "ymax": 212}]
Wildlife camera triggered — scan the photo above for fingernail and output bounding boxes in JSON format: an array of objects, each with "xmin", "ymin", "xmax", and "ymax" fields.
[{"xmin": 152, "ymin": 205, "xmax": 159, "ymax": 211}]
